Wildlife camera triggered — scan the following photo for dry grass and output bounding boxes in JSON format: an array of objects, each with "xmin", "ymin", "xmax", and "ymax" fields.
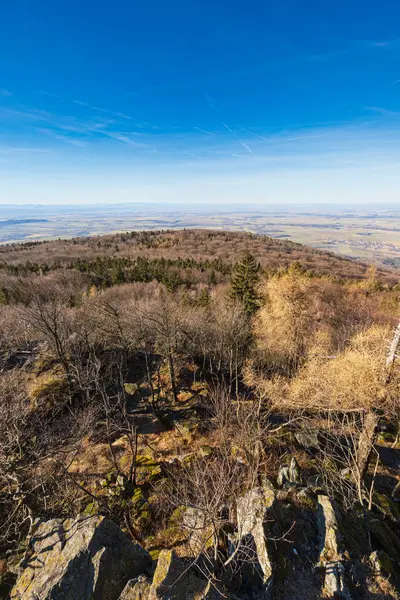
[{"xmin": 27, "ymin": 367, "xmax": 66, "ymax": 402}]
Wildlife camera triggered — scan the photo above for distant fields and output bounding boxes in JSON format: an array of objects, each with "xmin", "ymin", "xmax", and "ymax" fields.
[{"xmin": 1, "ymin": 203, "xmax": 400, "ymax": 268}]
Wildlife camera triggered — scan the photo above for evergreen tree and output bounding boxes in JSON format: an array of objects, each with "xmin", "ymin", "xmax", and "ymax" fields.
[
  {"xmin": 111, "ymin": 261, "xmax": 125, "ymax": 285},
  {"xmin": 197, "ymin": 288, "xmax": 211, "ymax": 307},
  {"xmin": 209, "ymin": 269, "xmax": 217, "ymax": 285},
  {"xmin": 230, "ymin": 252, "xmax": 261, "ymax": 315}
]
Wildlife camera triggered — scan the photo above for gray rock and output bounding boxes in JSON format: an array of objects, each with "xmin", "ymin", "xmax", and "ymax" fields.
[
  {"xmin": 119, "ymin": 575, "xmax": 152, "ymax": 599},
  {"xmin": 275, "ymin": 489, "xmax": 289, "ymax": 501},
  {"xmin": 369, "ymin": 550, "xmax": 395, "ymax": 577},
  {"xmin": 324, "ymin": 561, "xmax": 352, "ymax": 600},
  {"xmin": 297, "ymin": 487, "xmax": 316, "ymax": 505},
  {"xmin": 277, "ymin": 457, "xmax": 301, "ymax": 487},
  {"xmin": 317, "ymin": 496, "xmax": 352, "ymax": 600},
  {"xmin": 288, "ymin": 457, "xmax": 301, "ymax": 483},
  {"xmin": 306, "ymin": 474, "xmax": 322, "ymax": 488},
  {"xmin": 182, "ymin": 507, "xmax": 214, "ymax": 555},
  {"xmin": 230, "ymin": 485, "xmax": 275, "ymax": 598},
  {"xmin": 148, "ymin": 549, "xmax": 219, "ymax": 599},
  {"xmin": 11, "ymin": 515, "xmax": 151, "ymax": 600},
  {"xmin": 294, "ymin": 431, "xmax": 320, "ymax": 449}
]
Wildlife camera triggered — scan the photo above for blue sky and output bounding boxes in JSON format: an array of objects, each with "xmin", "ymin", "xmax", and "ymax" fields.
[{"xmin": 0, "ymin": 0, "xmax": 400, "ymax": 205}]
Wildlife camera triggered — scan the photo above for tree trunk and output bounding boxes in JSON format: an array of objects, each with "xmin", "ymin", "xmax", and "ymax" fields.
[
  {"xmin": 167, "ymin": 347, "xmax": 178, "ymax": 403},
  {"xmin": 357, "ymin": 411, "xmax": 379, "ymax": 482}
]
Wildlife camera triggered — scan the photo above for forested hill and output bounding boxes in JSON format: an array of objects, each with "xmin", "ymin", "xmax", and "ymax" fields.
[{"xmin": 0, "ymin": 229, "xmax": 398, "ymax": 289}]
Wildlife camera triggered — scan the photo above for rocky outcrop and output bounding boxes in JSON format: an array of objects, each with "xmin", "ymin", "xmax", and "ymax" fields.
[
  {"xmin": 294, "ymin": 431, "xmax": 320, "ymax": 449},
  {"xmin": 11, "ymin": 515, "xmax": 151, "ymax": 600},
  {"xmin": 317, "ymin": 495, "xmax": 352, "ymax": 599},
  {"xmin": 149, "ymin": 549, "xmax": 219, "ymax": 599},
  {"xmin": 277, "ymin": 456, "xmax": 302, "ymax": 487},
  {"xmin": 229, "ymin": 483, "xmax": 275, "ymax": 598},
  {"xmin": 9, "ymin": 491, "xmax": 400, "ymax": 600},
  {"xmin": 183, "ymin": 507, "xmax": 214, "ymax": 555},
  {"xmin": 119, "ymin": 575, "xmax": 152, "ymax": 599}
]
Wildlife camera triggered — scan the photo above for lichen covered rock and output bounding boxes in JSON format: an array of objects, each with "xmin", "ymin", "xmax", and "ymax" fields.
[
  {"xmin": 149, "ymin": 549, "xmax": 217, "ymax": 599},
  {"xmin": 277, "ymin": 457, "xmax": 302, "ymax": 488},
  {"xmin": 231, "ymin": 484, "xmax": 275, "ymax": 598},
  {"xmin": 119, "ymin": 575, "xmax": 152, "ymax": 599},
  {"xmin": 317, "ymin": 495, "xmax": 352, "ymax": 599},
  {"xmin": 11, "ymin": 515, "xmax": 151, "ymax": 600}
]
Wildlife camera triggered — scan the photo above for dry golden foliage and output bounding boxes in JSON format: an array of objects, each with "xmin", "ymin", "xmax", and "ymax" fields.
[
  {"xmin": 256, "ymin": 273, "xmax": 353, "ymax": 374},
  {"xmin": 250, "ymin": 324, "xmax": 399, "ymax": 412}
]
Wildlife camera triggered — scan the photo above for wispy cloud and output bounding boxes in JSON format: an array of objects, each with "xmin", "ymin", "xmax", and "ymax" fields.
[
  {"xmin": 73, "ymin": 99, "xmax": 132, "ymax": 120},
  {"xmin": 36, "ymin": 93, "xmax": 133, "ymax": 121},
  {"xmin": 215, "ymin": 39, "xmax": 399, "ymax": 85},
  {"xmin": 366, "ymin": 106, "xmax": 400, "ymax": 116},
  {"xmin": 38, "ymin": 90, "xmax": 60, "ymax": 98},
  {"xmin": 194, "ymin": 126, "xmax": 215, "ymax": 136},
  {"xmin": 0, "ymin": 89, "xmax": 12, "ymax": 97},
  {"xmin": 106, "ymin": 40, "xmax": 400, "ymax": 104},
  {"xmin": 118, "ymin": 130, "xmax": 145, "ymax": 136},
  {"xmin": 222, "ymin": 122, "xmax": 234, "ymax": 133},
  {"xmin": 0, "ymin": 146, "xmax": 49, "ymax": 153},
  {"xmin": 91, "ymin": 105, "xmax": 132, "ymax": 120},
  {"xmin": 36, "ymin": 128, "xmax": 88, "ymax": 147},
  {"xmin": 240, "ymin": 142, "xmax": 253, "ymax": 155},
  {"xmin": 205, "ymin": 94, "xmax": 217, "ymax": 111},
  {"xmin": 98, "ymin": 130, "xmax": 153, "ymax": 149},
  {"xmin": 0, "ymin": 106, "xmax": 141, "ymax": 149},
  {"xmin": 236, "ymin": 125, "xmax": 266, "ymax": 140}
]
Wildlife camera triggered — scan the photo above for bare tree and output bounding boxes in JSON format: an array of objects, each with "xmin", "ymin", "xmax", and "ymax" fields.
[{"xmin": 313, "ymin": 412, "xmax": 380, "ymax": 510}]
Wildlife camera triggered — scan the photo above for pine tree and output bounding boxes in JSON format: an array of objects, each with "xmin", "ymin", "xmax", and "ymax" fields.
[
  {"xmin": 197, "ymin": 288, "xmax": 211, "ymax": 307},
  {"xmin": 230, "ymin": 252, "xmax": 261, "ymax": 315},
  {"xmin": 111, "ymin": 261, "xmax": 125, "ymax": 285},
  {"xmin": 209, "ymin": 269, "xmax": 217, "ymax": 285}
]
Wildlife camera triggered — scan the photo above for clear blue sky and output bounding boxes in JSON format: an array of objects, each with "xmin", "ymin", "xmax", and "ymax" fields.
[{"xmin": 0, "ymin": 0, "xmax": 399, "ymax": 205}]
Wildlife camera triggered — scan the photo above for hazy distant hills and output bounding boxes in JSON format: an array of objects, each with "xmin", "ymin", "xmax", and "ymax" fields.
[
  {"xmin": 1, "ymin": 203, "xmax": 400, "ymax": 268},
  {"xmin": 0, "ymin": 219, "xmax": 49, "ymax": 227}
]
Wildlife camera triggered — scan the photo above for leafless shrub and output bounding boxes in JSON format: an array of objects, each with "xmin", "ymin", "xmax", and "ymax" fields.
[
  {"xmin": 158, "ymin": 445, "xmax": 257, "ymax": 586},
  {"xmin": 311, "ymin": 411, "xmax": 379, "ymax": 511}
]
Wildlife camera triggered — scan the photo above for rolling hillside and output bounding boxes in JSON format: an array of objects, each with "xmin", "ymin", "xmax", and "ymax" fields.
[{"xmin": 1, "ymin": 229, "xmax": 398, "ymax": 288}]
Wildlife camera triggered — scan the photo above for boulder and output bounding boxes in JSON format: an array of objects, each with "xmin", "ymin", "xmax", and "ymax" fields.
[
  {"xmin": 294, "ymin": 431, "xmax": 320, "ymax": 449},
  {"xmin": 11, "ymin": 515, "xmax": 151, "ymax": 600},
  {"xmin": 373, "ymin": 491, "xmax": 400, "ymax": 522},
  {"xmin": 119, "ymin": 575, "xmax": 152, "ymax": 599},
  {"xmin": 277, "ymin": 457, "xmax": 301, "ymax": 487},
  {"xmin": 229, "ymin": 485, "xmax": 275, "ymax": 598},
  {"xmin": 392, "ymin": 479, "xmax": 400, "ymax": 501},
  {"xmin": 369, "ymin": 550, "xmax": 395, "ymax": 578},
  {"xmin": 183, "ymin": 507, "xmax": 214, "ymax": 555},
  {"xmin": 148, "ymin": 549, "xmax": 218, "ymax": 599},
  {"xmin": 306, "ymin": 473, "xmax": 322, "ymax": 488},
  {"xmin": 317, "ymin": 496, "xmax": 352, "ymax": 599}
]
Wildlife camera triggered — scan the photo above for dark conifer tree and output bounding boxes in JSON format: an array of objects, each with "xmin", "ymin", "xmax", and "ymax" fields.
[
  {"xmin": 209, "ymin": 269, "xmax": 217, "ymax": 285},
  {"xmin": 230, "ymin": 252, "xmax": 261, "ymax": 315}
]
